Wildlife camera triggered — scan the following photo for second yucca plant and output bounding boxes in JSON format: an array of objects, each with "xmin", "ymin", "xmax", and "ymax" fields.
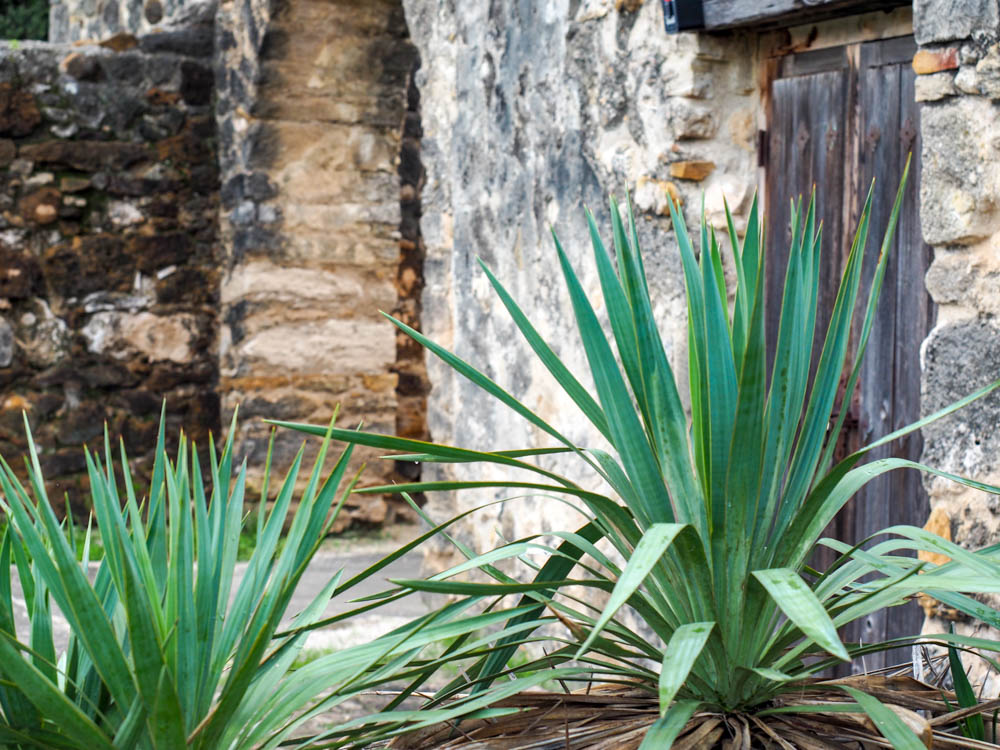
[
  {"xmin": 0, "ymin": 408, "xmax": 413, "ymax": 749},
  {"xmin": 280, "ymin": 162, "xmax": 1000, "ymax": 748}
]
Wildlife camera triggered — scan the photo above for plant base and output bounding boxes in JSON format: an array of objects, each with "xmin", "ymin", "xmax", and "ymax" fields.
[{"xmin": 386, "ymin": 676, "xmax": 1000, "ymax": 749}]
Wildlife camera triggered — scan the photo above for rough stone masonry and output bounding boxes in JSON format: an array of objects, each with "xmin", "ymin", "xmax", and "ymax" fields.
[
  {"xmin": 403, "ymin": 0, "xmax": 759, "ymax": 568},
  {"xmin": 0, "ymin": 21, "xmax": 220, "ymax": 508},
  {"xmin": 909, "ymin": 0, "xmax": 1000, "ymax": 690},
  {"xmin": 5, "ymin": 0, "xmax": 425, "ymax": 527}
]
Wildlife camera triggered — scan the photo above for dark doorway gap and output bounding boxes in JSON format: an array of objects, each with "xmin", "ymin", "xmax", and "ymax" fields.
[{"xmin": 391, "ymin": 51, "xmax": 429, "ymax": 508}]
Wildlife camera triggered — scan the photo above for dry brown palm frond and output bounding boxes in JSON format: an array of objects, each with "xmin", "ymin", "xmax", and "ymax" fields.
[{"xmin": 385, "ymin": 674, "xmax": 1000, "ymax": 749}]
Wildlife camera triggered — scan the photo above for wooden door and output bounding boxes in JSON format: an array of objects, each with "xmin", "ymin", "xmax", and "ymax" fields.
[{"xmin": 764, "ymin": 35, "xmax": 936, "ymax": 672}]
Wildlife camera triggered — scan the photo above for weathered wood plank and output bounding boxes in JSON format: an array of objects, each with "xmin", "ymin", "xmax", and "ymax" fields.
[
  {"xmin": 765, "ymin": 35, "xmax": 934, "ymax": 674},
  {"xmin": 703, "ymin": 0, "xmax": 910, "ymax": 31},
  {"xmin": 838, "ymin": 42, "xmax": 933, "ymax": 672},
  {"xmin": 765, "ymin": 69, "xmax": 848, "ymax": 378},
  {"xmin": 778, "ymin": 44, "xmax": 848, "ymax": 78},
  {"xmin": 860, "ymin": 34, "xmax": 917, "ymax": 67},
  {"xmin": 841, "ymin": 57, "xmax": 903, "ymax": 672}
]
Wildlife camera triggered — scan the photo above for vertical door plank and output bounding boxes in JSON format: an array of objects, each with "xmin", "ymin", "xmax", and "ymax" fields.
[
  {"xmin": 766, "ymin": 63, "xmax": 851, "ymax": 582},
  {"xmin": 765, "ymin": 34, "xmax": 935, "ymax": 674},
  {"xmin": 840, "ymin": 54, "xmax": 903, "ymax": 671},
  {"xmin": 766, "ymin": 70, "xmax": 848, "ymax": 374}
]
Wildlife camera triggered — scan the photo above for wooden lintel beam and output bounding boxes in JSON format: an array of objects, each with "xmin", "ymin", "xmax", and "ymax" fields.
[{"xmin": 701, "ymin": 0, "xmax": 911, "ymax": 31}]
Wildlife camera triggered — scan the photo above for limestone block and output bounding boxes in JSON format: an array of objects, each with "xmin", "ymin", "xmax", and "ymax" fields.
[
  {"xmin": 669, "ymin": 160, "xmax": 715, "ymax": 181},
  {"xmin": 17, "ymin": 187, "xmax": 61, "ymax": 226},
  {"xmin": 222, "ymin": 385, "xmax": 397, "ymax": 526},
  {"xmin": 917, "ymin": 506, "xmax": 956, "ymax": 619},
  {"xmin": 281, "ymin": 202, "xmax": 400, "ymax": 235},
  {"xmin": 0, "ymin": 83, "xmax": 42, "ymax": 137},
  {"xmin": 263, "ymin": 0, "xmax": 396, "ymax": 40},
  {"xmin": 921, "ymin": 317, "xmax": 1000, "ymax": 485},
  {"xmin": 139, "ymin": 27, "xmax": 215, "ymax": 58},
  {"xmin": 925, "ymin": 242, "xmax": 1000, "ymax": 313},
  {"xmin": 921, "ymin": 506, "xmax": 953, "ymax": 567},
  {"xmin": 145, "ymin": 0, "xmax": 164, "ymax": 24},
  {"xmin": 18, "ymin": 140, "xmax": 149, "ymax": 172},
  {"xmin": 100, "ymin": 33, "xmax": 139, "ymax": 52},
  {"xmin": 728, "ymin": 108, "xmax": 756, "ymax": 151},
  {"xmin": 266, "ymin": 121, "xmax": 398, "ymax": 185},
  {"xmin": 668, "ymin": 98, "xmax": 717, "ymax": 140},
  {"xmin": 960, "ymin": 42, "xmax": 983, "ymax": 66},
  {"xmin": 0, "ymin": 245, "xmax": 40, "ymax": 299},
  {"xmin": 954, "ymin": 64, "xmax": 981, "ymax": 94},
  {"xmin": 693, "ymin": 32, "xmax": 738, "ymax": 63},
  {"xmin": 914, "ymin": 0, "xmax": 1000, "ymax": 45},
  {"xmin": 976, "ymin": 43, "xmax": 1000, "ymax": 99},
  {"xmin": 49, "ymin": 0, "xmax": 212, "ymax": 44},
  {"xmin": 280, "ymin": 230, "xmax": 400, "ymax": 267},
  {"xmin": 705, "ymin": 176, "xmax": 750, "ymax": 232},
  {"xmin": 237, "ymin": 318, "xmax": 395, "ymax": 376},
  {"xmin": 634, "ymin": 177, "xmax": 681, "ymax": 215},
  {"xmin": 258, "ymin": 27, "xmax": 410, "ymax": 114},
  {"xmin": 912, "ymin": 47, "xmax": 959, "ymax": 75},
  {"xmin": 107, "ymin": 200, "xmax": 145, "ymax": 227},
  {"xmin": 276, "ymin": 158, "xmax": 398, "ymax": 208},
  {"xmin": 222, "ymin": 261, "xmax": 396, "ymax": 313},
  {"xmin": 16, "ymin": 300, "xmax": 71, "ymax": 368},
  {"xmin": 0, "ymin": 318, "xmax": 13, "ymax": 368},
  {"xmin": 80, "ymin": 286, "xmax": 156, "ymax": 314},
  {"xmin": 924, "ymin": 250, "xmax": 973, "ymax": 304},
  {"xmin": 661, "ymin": 62, "xmax": 712, "ymax": 99},
  {"xmin": 81, "ymin": 310, "xmax": 198, "ymax": 363},
  {"xmin": 920, "ymin": 98, "xmax": 1000, "ymax": 245},
  {"xmin": 914, "ymin": 71, "xmax": 958, "ymax": 102},
  {"xmin": 60, "ymin": 176, "xmax": 91, "ymax": 192}
]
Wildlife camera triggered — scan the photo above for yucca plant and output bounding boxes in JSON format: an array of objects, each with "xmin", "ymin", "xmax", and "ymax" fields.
[
  {"xmin": 277, "ymin": 163, "xmax": 1000, "ymax": 748},
  {"xmin": 0, "ymin": 407, "xmax": 416, "ymax": 749}
]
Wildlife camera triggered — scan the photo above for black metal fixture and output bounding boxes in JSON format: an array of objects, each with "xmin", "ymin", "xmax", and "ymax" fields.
[{"xmin": 661, "ymin": 0, "xmax": 705, "ymax": 33}]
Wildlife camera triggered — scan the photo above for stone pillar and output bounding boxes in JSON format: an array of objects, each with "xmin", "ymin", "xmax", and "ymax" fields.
[
  {"xmin": 912, "ymin": 0, "xmax": 1000, "ymax": 690},
  {"xmin": 216, "ymin": 0, "xmax": 419, "ymax": 527},
  {"xmin": 403, "ymin": 0, "xmax": 758, "ymax": 568}
]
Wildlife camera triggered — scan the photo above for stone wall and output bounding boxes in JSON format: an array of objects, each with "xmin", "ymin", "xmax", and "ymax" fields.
[
  {"xmin": 402, "ymin": 0, "xmax": 758, "ymax": 567},
  {"xmin": 0, "ymin": 27, "xmax": 219, "ymax": 511},
  {"xmin": 216, "ymin": 0, "xmax": 422, "ymax": 526},
  {"xmin": 50, "ymin": 0, "xmax": 209, "ymax": 43},
  {"xmin": 912, "ymin": 0, "xmax": 1000, "ymax": 684}
]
